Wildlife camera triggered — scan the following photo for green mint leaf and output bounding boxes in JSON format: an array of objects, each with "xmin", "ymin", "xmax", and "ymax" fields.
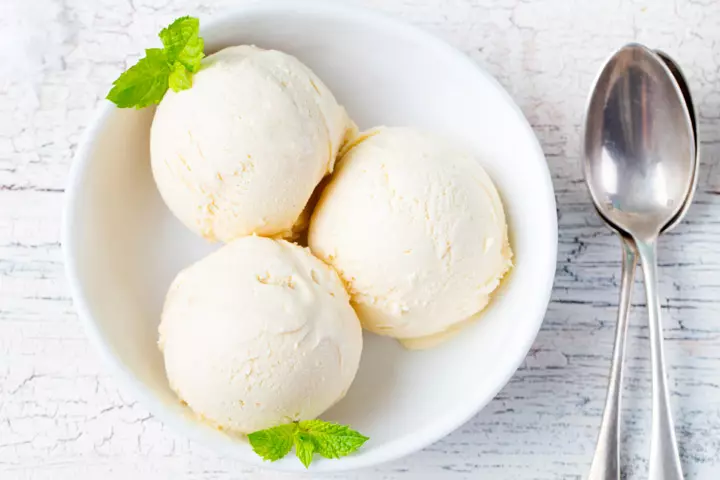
[
  {"xmin": 106, "ymin": 48, "xmax": 171, "ymax": 108},
  {"xmin": 107, "ymin": 16, "xmax": 204, "ymax": 108},
  {"xmin": 168, "ymin": 62, "xmax": 192, "ymax": 92},
  {"xmin": 247, "ymin": 423, "xmax": 298, "ymax": 462},
  {"xmin": 298, "ymin": 420, "xmax": 369, "ymax": 459},
  {"xmin": 177, "ymin": 36, "xmax": 204, "ymax": 73},
  {"xmin": 159, "ymin": 15, "xmax": 205, "ymax": 72},
  {"xmin": 294, "ymin": 432, "xmax": 315, "ymax": 469}
]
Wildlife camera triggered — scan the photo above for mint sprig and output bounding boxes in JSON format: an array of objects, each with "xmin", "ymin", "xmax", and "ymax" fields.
[
  {"xmin": 248, "ymin": 420, "xmax": 369, "ymax": 468},
  {"xmin": 107, "ymin": 16, "xmax": 204, "ymax": 108}
]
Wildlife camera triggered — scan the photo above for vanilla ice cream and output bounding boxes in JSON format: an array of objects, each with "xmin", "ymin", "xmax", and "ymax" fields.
[
  {"xmin": 158, "ymin": 236, "xmax": 363, "ymax": 433},
  {"xmin": 151, "ymin": 45, "xmax": 355, "ymax": 242},
  {"xmin": 309, "ymin": 127, "xmax": 513, "ymax": 348}
]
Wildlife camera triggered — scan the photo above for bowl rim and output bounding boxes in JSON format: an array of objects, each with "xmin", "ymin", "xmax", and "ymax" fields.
[{"xmin": 62, "ymin": 0, "xmax": 558, "ymax": 472}]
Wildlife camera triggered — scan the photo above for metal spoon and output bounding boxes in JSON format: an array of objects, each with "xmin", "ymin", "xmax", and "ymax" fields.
[
  {"xmin": 586, "ymin": 48, "xmax": 698, "ymax": 480},
  {"xmin": 584, "ymin": 44, "xmax": 695, "ymax": 480}
]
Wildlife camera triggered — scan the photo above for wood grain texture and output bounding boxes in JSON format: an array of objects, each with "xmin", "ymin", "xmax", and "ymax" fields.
[{"xmin": 1, "ymin": 0, "xmax": 719, "ymax": 478}]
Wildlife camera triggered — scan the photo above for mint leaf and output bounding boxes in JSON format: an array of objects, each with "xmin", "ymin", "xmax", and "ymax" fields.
[
  {"xmin": 294, "ymin": 432, "xmax": 315, "ymax": 469},
  {"xmin": 247, "ymin": 420, "xmax": 369, "ymax": 468},
  {"xmin": 159, "ymin": 15, "xmax": 204, "ymax": 72},
  {"xmin": 107, "ymin": 16, "xmax": 204, "ymax": 108},
  {"xmin": 298, "ymin": 420, "xmax": 369, "ymax": 459},
  {"xmin": 169, "ymin": 63, "xmax": 192, "ymax": 92},
  {"xmin": 106, "ymin": 48, "xmax": 171, "ymax": 108},
  {"xmin": 247, "ymin": 423, "xmax": 297, "ymax": 462}
]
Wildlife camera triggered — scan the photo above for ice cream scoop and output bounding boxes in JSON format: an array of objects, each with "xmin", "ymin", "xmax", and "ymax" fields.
[
  {"xmin": 151, "ymin": 45, "xmax": 355, "ymax": 242},
  {"xmin": 158, "ymin": 236, "xmax": 363, "ymax": 434},
  {"xmin": 309, "ymin": 127, "xmax": 512, "ymax": 348}
]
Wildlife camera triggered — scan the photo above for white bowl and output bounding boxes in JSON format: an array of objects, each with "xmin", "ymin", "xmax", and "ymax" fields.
[{"xmin": 63, "ymin": 1, "xmax": 557, "ymax": 472}]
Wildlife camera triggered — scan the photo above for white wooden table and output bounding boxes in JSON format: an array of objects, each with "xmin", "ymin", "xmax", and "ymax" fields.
[{"xmin": 2, "ymin": 0, "xmax": 719, "ymax": 478}]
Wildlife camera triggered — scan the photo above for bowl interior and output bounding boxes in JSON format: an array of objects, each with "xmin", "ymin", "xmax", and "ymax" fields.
[{"xmin": 65, "ymin": 2, "xmax": 556, "ymax": 472}]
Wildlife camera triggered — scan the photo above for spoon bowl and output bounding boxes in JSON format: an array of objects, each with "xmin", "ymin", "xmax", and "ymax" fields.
[
  {"xmin": 592, "ymin": 49, "xmax": 698, "ymax": 236},
  {"xmin": 584, "ymin": 44, "xmax": 695, "ymax": 240},
  {"xmin": 656, "ymin": 50, "xmax": 699, "ymax": 233}
]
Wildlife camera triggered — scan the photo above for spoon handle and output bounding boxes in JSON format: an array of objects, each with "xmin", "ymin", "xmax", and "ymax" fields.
[
  {"xmin": 635, "ymin": 239, "xmax": 684, "ymax": 480},
  {"xmin": 588, "ymin": 235, "xmax": 637, "ymax": 480}
]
